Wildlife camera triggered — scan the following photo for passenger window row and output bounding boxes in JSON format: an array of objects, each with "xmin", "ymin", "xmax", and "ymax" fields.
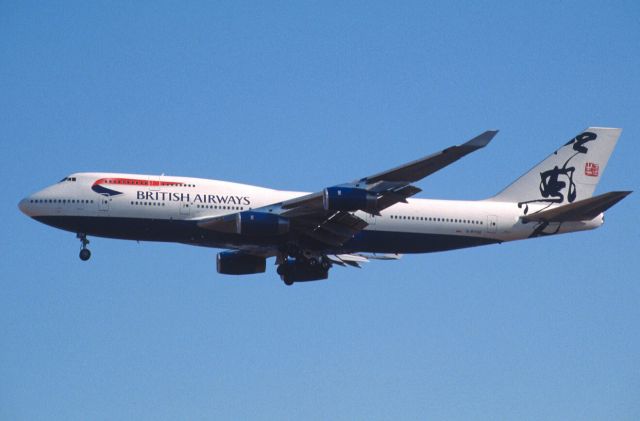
[
  {"xmin": 30, "ymin": 198, "xmax": 93, "ymax": 204},
  {"xmin": 390, "ymin": 215, "xmax": 483, "ymax": 225},
  {"xmin": 103, "ymin": 179, "xmax": 196, "ymax": 187},
  {"xmin": 130, "ymin": 201, "xmax": 166, "ymax": 206},
  {"xmin": 196, "ymin": 204, "xmax": 244, "ymax": 211}
]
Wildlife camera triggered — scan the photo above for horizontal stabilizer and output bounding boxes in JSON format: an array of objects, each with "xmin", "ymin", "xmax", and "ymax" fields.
[{"xmin": 521, "ymin": 191, "xmax": 632, "ymax": 223}]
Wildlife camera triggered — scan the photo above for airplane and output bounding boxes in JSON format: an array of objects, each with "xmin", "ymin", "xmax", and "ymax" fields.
[{"xmin": 18, "ymin": 127, "xmax": 631, "ymax": 285}]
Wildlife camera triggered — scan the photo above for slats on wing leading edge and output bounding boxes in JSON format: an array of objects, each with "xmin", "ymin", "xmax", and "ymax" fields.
[{"xmin": 281, "ymin": 191, "xmax": 323, "ymax": 211}]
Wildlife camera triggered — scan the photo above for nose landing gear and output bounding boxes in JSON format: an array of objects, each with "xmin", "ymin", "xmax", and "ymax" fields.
[{"xmin": 77, "ymin": 233, "xmax": 91, "ymax": 261}]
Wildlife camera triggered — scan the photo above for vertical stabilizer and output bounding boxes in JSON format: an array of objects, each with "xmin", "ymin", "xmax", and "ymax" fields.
[{"xmin": 490, "ymin": 127, "xmax": 621, "ymax": 207}]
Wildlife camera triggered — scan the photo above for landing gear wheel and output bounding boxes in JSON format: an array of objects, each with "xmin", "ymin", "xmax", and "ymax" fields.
[
  {"xmin": 77, "ymin": 233, "xmax": 91, "ymax": 261},
  {"xmin": 283, "ymin": 277, "xmax": 294, "ymax": 286},
  {"xmin": 79, "ymin": 248, "xmax": 91, "ymax": 261}
]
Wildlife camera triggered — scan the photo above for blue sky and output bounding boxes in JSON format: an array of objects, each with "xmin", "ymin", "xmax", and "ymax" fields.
[{"xmin": 2, "ymin": 1, "xmax": 639, "ymax": 419}]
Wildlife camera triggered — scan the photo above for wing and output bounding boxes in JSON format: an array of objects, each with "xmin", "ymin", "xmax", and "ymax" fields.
[{"xmin": 198, "ymin": 130, "xmax": 498, "ymax": 250}]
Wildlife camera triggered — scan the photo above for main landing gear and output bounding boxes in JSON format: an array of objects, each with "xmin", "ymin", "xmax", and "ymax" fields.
[
  {"xmin": 277, "ymin": 254, "xmax": 331, "ymax": 286},
  {"xmin": 77, "ymin": 233, "xmax": 91, "ymax": 261}
]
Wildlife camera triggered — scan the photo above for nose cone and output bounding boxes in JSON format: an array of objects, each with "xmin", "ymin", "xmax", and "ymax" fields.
[{"xmin": 18, "ymin": 198, "xmax": 32, "ymax": 216}]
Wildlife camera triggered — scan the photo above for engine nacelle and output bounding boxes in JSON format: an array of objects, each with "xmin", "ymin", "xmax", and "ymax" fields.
[
  {"xmin": 277, "ymin": 259, "xmax": 329, "ymax": 283},
  {"xmin": 323, "ymin": 187, "xmax": 377, "ymax": 213},
  {"xmin": 217, "ymin": 251, "xmax": 266, "ymax": 275},
  {"xmin": 236, "ymin": 211, "xmax": 290, "ymax": 236}
]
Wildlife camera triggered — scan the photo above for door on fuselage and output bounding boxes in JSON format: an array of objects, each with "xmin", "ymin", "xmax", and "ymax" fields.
[
  {"xmin": 487, "ymin": 215, "xmax": 497, "ymax": 233},
  {"xmin": 98, "ymin": 193, "xmax": 110, "ymax": 212},
  {"xmin": 180, "ymin": 202, "xmax": 190, "ymax": 216}
]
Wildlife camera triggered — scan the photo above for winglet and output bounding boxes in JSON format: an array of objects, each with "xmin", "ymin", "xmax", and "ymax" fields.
[{"xmin": 464, "ymin": 130, "xmax": 499, "ymax": 149}]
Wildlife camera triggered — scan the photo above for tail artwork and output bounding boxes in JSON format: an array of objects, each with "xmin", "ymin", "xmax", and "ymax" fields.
[{"xmin": 490, "ymin": 127, "xmax": 622, "ymax": 215}]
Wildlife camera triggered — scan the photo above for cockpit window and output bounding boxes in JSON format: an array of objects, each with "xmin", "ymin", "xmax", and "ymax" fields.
[{"xmin": 58, "ymin": 176, "xmax": 77, "ymax": 183}]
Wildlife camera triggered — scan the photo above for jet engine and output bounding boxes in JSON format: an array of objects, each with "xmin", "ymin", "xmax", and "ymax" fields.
[
  {"xmin": 236, "ymin": 211, "xmax": 290, "ymax": 236},
  {"xmin": 217, "ymin": 251, "xmax": 266, "ymax": 275},
  {"xmin": 323, "ymin": 187, "xmax": 377, "ymax": 213}
]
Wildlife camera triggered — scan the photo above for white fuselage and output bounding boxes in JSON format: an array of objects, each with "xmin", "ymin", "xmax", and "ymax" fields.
[{"xmin": 19, "ymin": 172, "xmax": 603, "ymax": 254}]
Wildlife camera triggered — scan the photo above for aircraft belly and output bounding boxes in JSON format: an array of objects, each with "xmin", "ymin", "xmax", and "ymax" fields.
[
  {"xmin": 342, "ymin": 230, "xmax": 500, "ymax": 254},
  {"xmin": 32, "ymin": 215, "xmax": 282, "ymax": 249}
]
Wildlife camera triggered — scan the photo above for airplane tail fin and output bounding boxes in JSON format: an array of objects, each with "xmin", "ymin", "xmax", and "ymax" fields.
[{"xmin": 490, "ymin": 127, "xmax": 622, "ymax": 206}]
